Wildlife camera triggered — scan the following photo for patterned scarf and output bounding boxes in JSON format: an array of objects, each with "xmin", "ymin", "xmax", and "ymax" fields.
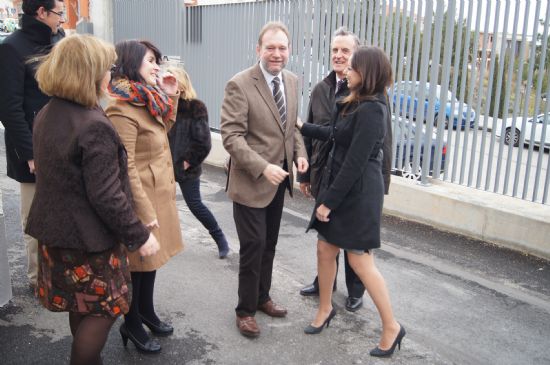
[{"xmin": 108, "ymin": 78, "xmax": 174, "ymax": 123}]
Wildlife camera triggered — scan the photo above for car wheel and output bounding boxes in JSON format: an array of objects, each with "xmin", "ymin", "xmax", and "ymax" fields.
[
  {"xmin": 504, "ymin": 127, "xmax": 520, "ymax": 147},
  {"xmin": 401, "ymin": 162, "xmax": 422, "ymax": 180}
]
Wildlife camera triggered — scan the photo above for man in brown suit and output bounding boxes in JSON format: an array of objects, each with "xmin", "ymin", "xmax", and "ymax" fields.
[{"xmin": 221, "ymin": 21, "xmax": 308, "ymax": 338}]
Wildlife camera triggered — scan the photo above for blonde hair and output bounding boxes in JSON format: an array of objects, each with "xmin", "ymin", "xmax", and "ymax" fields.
[
  {"xmin": 35, "ymin": 34, "xmax": 116, "ymax": 108},
  {"xmin": 166, "ymin": 66, "xmax": 197, "ymax": 100}
]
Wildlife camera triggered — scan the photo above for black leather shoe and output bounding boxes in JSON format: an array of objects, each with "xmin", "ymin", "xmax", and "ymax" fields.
[
  {"xmin": 345, "ymin": 296, "xmax": 363, "ymax": 312},
  {"xmin": 300, "ymin": 283, "xmax": 337, "ymax": 297},
  {"xmin": 120, "ymin": 323, "xmax": 161, "ymax": 354},
  {"xmin": 300, "ymin": 284, "xmax": 319, "ymax": 296},
  {"xmin": 140, "ymin": 315, "xmax": 174, "ymax": 336}
]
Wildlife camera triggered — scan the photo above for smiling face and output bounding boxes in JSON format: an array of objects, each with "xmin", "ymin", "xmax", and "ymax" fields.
[
  {"xmin": 331, "ymin": 35, "xmax": 356, "ymax": 79},
  {"xmin": 36, "ymin": 0, "xmax": 65, "ymax": 34},
  {"xmin": 256, "ymin": 29, "xmax": 290, "ymax": 76},
  {"xmin": 139, "ymin": 49, "xmax": 161, "ymax": 86}
]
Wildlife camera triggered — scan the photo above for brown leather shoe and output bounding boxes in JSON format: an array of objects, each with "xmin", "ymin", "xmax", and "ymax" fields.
[
  {"xmin": 236, "ymin": 315, "xmax": 260, "ymax": 338},
  {"xmin": 258, "ymin": 300, "xmax": 288, "ymax": 318}
]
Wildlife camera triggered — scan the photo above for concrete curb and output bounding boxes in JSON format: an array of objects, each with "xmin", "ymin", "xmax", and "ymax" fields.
[
  {"xmin": 205, "ymin": 132, "xmax": 550, "ymax": 260},
  {"xmin": 0, "ymin": 190, "xmax": 13, "ymax": 306}
]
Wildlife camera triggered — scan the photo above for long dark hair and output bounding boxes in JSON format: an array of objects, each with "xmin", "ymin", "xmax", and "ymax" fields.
[
  {"xmin": 111, "ymin": 40, "xmax": 162, "ymax": 84},
  {"xmin": 341, "ymin": 46, "xmax": 392, "ymax": 111}
]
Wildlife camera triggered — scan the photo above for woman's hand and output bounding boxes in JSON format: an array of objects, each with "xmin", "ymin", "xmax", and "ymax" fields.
[
  {"xmin": 157, "ymin": 72, "xmax": 178, "ymax": 95},
  {"xmin": 183, "ymin": 161, "xmax": 190, "ymax": 170},
  {"xmin": 296, "ymin": 117, "xmax": 304, "ymax": 130},
  {"xmin": 138, "ymin": 233, "xmax": 160, "ymax": 257},
  {"xmin": 315, "ymin": 204, "xmax": 331, "ymax": 222},
  {"xmin": 146, "ymin": 218, "xmax": 160, "ymax": 230}
]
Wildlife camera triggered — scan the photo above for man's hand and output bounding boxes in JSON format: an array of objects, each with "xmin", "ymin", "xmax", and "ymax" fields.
[
  {"xmin": 138, "ymin": 233, "xmax": 160, "ymax": 257},
  {"xmin": 296, "ymin": 157, "xmax": 308, "ymax": 174},
  {"xmin": 183, "ymin": 161, "xmax": 190, "ymax": 170},
  {"xmin": 300, "ymin": 182, "xmax": 312, "ymax": 198},
  {"xmin": 315, "ymin": 204, "xmax": 331, "ymax": 222},
  {"xmin": 28, "ymin": 160, "xmax": 35, "ymax": 174},
  {"xmin": 262, "ymin": 164, "xmax": 289, "ymax": 185},
  {"xmin": 146, "ymin": 219, "xmax": 160, "ymax": 230}
]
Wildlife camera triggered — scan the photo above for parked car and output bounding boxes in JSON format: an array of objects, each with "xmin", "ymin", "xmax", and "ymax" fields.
[
  {"xmin": 392, "ymin": 81, "xmax": 476, "ymax": 129},
  {"xmin": 496, "ymin": 114, "xmax": 550, "ymax": 150},
  {"xmin": 393, "ymin": 116, "xmax": 447, "ymax": 180},
  {"xmin": 3, "ymin": 18, "xmax": 19, "ymax": 33}
]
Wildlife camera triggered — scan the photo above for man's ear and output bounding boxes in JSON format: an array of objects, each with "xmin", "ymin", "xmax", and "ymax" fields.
[
  {"xmin": 35, "ymin": 6, "xmax": 48, "ymax": 20},
  {"xmin": 256, "ymin": 44, "xmax": 261, "ymax": 57}
]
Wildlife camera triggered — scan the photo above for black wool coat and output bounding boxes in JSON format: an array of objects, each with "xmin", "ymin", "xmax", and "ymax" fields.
[
  {"xmin": 0, "ymin": 15, "xmax": 61, "ymax": 183},
  {"xmin": 168, "ymin": 98, "xmax": 212, "ymax": 183},
  {"xmin": 25, "ymin": 98, "xmax": 150, "ymax": 253},
  {"xmin": 301, "ymin": 94, "xmax": 387, "ymax": 250},
  {"xmin": 298, "ymin": 71, "xmax": 393, "ymax": 197}
]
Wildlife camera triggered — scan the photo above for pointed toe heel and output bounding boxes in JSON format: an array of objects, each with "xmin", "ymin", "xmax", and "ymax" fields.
[
  {"xmin": 369, "ymin": 324, "xmax": 406, "ymax": 358},
  {"xmin": 140, "ymin": 315, "xmax": 174, "ymax": 336},
  {"xmin": 304, "ymin": 308, "xmax": 336, "ymax": 335}
]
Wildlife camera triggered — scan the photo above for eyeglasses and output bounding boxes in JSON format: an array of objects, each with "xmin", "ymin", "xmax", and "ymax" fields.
[{"xmin": 48, "ymin": 9, "xmax": 65, "ymax": 18}]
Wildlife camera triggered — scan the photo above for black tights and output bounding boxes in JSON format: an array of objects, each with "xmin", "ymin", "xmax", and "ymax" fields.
[
  {"xmin": 124, "ymin": 270, "xmax": 159, "ymax": 343},
  {"xmin": 68, "ymin": 313, "xmax": 116, "ymax": 365}
]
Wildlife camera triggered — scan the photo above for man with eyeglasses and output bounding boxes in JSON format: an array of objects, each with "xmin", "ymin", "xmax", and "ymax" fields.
[{"xmin": 0, "ymin": 0, "xmax": 65, "ymax": 290}]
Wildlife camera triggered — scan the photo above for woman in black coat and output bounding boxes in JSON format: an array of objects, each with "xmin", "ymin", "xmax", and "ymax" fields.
[
  {"xmin": 167, "ymin": 66, "xmax": 230, "ymax": 258},
  {"xmin": 297, "ymin": 46, "xmax": 405, "ymax": 357}
]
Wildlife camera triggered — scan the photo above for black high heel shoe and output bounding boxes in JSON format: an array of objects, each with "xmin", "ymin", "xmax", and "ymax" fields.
[
  {"xmin": 119, "ymin": 323, "xmax": 161, "ymax": 354},
  {"xmin": 304, "ymin": 308, "xmax": 336, "ymax": 334},
  {"xmin": 140, "ymin": 315, "xmax": 174, "ymax": 336},
  {"xmin": 369, "ymin": 324, "xmax": 406, "ymax": 357}
]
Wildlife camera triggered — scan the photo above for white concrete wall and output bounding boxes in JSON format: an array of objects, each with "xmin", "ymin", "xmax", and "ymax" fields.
[{"xmin": 89, "ymin": 0, "xmax": 113, "ymax": 42}]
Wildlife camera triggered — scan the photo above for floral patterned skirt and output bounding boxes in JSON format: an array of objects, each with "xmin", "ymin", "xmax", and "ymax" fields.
[{"xmin": 37, "ymin": 242, "xmax": 132, "ymax": 318}]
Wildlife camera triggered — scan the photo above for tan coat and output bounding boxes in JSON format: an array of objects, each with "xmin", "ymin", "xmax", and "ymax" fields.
[
  {"xmin": 106, "ymin": 96, "xmax": 184, "ymax": 271},
  {"xmin": 221, "ymin": 64, "xmax": 307, "ymax": 208}
]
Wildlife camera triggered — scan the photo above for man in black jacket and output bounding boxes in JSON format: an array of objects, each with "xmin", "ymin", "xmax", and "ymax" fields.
[
  {"xmin": 0, "ymin": 0, "xmax": 65, "ymax": 288},
  {"xmin": 298, "ymin": 27, "xmax": 393, "ymax": 312}
]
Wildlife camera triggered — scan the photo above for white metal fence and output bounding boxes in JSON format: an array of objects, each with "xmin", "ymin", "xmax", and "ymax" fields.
[{"xmin": 112, "ymin": 0, "xmax": 550, "ymax": 204}]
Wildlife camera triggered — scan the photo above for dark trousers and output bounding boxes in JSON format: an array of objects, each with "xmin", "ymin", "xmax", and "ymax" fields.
[
  {"xmin": 312, "ymin": 252, "xmax": 365, "ymax": 298},
  {"xmin": 179, "ymin": 178, "xmax": 224, "ymax": 240},
  {"xmin": 234, "ymin": 183, "xmax": 286, "ymax": 317}
]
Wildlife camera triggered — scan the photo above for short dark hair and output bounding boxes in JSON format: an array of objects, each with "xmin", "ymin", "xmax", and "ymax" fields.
[
  {"xmin": 22, "ymin": 0, "xmax": 61, "ymax": 16},
  {"xmin": 111, "ymin": 40, "xmax": 162, "ymax": 84}
]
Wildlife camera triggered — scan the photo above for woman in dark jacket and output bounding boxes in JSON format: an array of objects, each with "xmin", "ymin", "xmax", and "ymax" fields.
[
  {"xmin": 25, "ymin": 35, "xmax": 159, "ymax": 365},
  {"xmin": 297, "ymin": 46, "xmax": 405, "ymax": 357},
  {"xmin": 167, "ymin": 66, "xmax": 230, "ymax": 259}
]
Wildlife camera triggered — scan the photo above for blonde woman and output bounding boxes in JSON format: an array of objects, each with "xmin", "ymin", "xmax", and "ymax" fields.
[
  {"xmin": 25, "ymin": 34, "xmax": 159, "ymax": 365},
  {"xmin": 167, "ymin": 66, "xmax": 230, "ymax": 259}
]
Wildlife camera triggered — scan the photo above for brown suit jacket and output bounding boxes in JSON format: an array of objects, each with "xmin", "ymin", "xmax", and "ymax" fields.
[
  {"xmin": 221, "ymin": 64, "xmax": 307, "ymax": 208},
  {"xmin": 106, "ymin": 95, "xmax": 184, "ymax": 271}
]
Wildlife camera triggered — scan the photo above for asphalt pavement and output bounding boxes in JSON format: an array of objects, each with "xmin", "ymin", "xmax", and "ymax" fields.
[{"xmin": 1, "ymin": 131, "xmax": 549, "ymax": 365}]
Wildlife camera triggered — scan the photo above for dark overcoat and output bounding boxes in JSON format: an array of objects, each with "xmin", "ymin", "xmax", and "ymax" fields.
[
  {"xmin": 0, "ymin": 15, "xmax": 59, "ymax": 183},
  {"xmin": 301, "ymin": 94, "xmax": 387, "ymax": 250},
  {"xmin": 25, "ymin": 98, "xmax": 150, "ymax": 252}
]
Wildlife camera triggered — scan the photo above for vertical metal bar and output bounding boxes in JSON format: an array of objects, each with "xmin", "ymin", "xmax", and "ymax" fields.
[
  {"xmin": 379, "ymin": 0, "xmax": 387, "ymax": 50},
  {"xmin": 384, "ymin": 0, "xmax": 393, "ymax": 55},
  {"xmin": 432, "ymin": 0, "xmax": 456, "ymax": 180},
  {"xmin": 456, "ymin": 0, "xmax": 474, "ymax": 185},
  {"xmin": 366, "ymin": 0, "xmax": 374, "ymax": 45},
  {"xmin": 504, "ymin": 0, "xmax": 529, "ymax": 196},
  {"xmin": 486, "ymin": 0, "xmax": 511, "ymax": 192},
  {"xmin": 359, "ymin": 0, "xmax": 368, "ymax": 43},
  {"xmin": 477, "ymin": 1, "xmax": 501, "ymax": 189},
  {"xmin": 520, "ymin": 0, "xmax": 542, "ymax": 200},
  {"xmin": 446, "ymin": 0, "xmax": 465, "ymax": 182},
  {"xmin": 494, "ymin": 0, "xmax": 521, "ymax": 195},
  {"xmin": 465, "ymin": 0, "xmax": 484, "ymax": 187},
  {"xmin": 372, "ymin": 0, "xmax": 380, "ymax": 46},
  {"xmin": 533, "ymin": 2, "xmax": 550, "ymax": 203}
]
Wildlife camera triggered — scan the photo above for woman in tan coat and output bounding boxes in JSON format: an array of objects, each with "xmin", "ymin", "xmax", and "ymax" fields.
[{"xmin": 106, "ymin": 40, "xmax": 183, "ymax": 354}]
